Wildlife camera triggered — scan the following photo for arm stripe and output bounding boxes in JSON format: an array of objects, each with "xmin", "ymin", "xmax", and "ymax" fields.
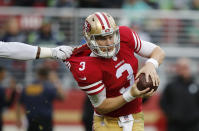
[
  {"xmin": 88, "ymin": 86, "xmax": 105, "ymax": 96},
  {"xmin": 134, "ymin": 32, "xmax": 140, "ymax": 52},
  {"xmin": 135, "ymin": 32, "xmax": 142, "ymax": 53},
  {"xmin": 79, "ymin": 80, "xmax": 102, "ymax": 89},
  {"xmin": 86, "ymin": 85, "xmax": 105, "ymax": 94},
  {"xmin": 134, "ymin": 32, "xmax": 141, "ymax": 53},
  {"xmin": 82, "ymin": 83, "xmax": 103, "ymax": 92},
  {"xmin": 132, "ymin": 32, "xmax": 138, "ymax": 50},
  {"xmin": 133, "ymin": 32, "xmax": 140, "ymax": 52}
]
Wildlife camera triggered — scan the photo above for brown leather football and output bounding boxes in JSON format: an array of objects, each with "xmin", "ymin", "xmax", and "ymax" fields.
[{"xmin": 137, "ymin": 73, "xmax": 158, "ymax": 92}]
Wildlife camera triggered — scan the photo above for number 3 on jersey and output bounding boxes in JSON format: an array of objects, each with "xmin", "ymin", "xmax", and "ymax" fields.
[
  {"xmin": 116, "ymin": 63, "xmax": 134, "ymax": 90},
  {"xmin": 79, "ymin": 62, "xmax": 86, "ymax": 71}
]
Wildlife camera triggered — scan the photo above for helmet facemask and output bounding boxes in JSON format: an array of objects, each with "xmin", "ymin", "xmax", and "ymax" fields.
[{"xmin": 88, "ymin": 28, "xmax": 120, "ymax": 58}]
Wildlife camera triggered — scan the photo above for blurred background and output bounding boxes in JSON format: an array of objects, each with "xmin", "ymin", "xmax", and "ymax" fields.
[{"xmin": 0, "ymin": 0, "xmax": 199, "ymax": 131}]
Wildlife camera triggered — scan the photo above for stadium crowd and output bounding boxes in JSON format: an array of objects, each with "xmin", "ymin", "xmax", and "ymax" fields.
[{"xmin": 0, "ymin": 0, "xmax": 199, "ymax": 10}]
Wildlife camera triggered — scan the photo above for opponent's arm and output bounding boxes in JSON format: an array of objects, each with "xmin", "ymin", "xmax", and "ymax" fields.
[{"xmin": 0, "ymin": 41, "xmax": 73, "ymax": 60}]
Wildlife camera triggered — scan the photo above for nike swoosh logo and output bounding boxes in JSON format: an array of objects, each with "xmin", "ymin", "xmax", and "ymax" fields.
[
  {"xmin": 79, "ymin": 77, "xmax": 87, "ymax": 80},
  {"xmin": 59, "ymin": 48, "xmax": 65, "ymax": 53}
]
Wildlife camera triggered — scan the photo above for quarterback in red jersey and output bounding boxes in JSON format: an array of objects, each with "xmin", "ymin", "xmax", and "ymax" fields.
[{"xmin": 66, "ymin": 12, "xmax": 165, "ymax": 131}]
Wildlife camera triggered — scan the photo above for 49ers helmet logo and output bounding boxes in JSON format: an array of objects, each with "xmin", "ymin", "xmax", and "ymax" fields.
[{"xmin": 84, "ymin": 20, "xmax": 91, "ymax": 33}]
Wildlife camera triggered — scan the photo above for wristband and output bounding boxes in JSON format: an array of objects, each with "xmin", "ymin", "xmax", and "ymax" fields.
[
  {"xmin": 123, "ymin": 89, "xmax": 135, "ymax": 102},
  {"xmin": 36, "ymin": 47, "xmax": 41, "ymax": 59},
  {"xmin": 39, "ymin": 47, "xmax": 52, "ymax": 58},
  {"xmin": 146, "ymin": 58, "xmax": 159, "ymax": 69}
]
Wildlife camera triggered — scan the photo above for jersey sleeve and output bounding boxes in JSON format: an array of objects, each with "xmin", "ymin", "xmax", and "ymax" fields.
[
  {"xmin": 119, "ymin": 26, "xmax": 141, "ymax": 52},
  {"xmin": 119, "ymin": 26, "xmax": 157, "ymax": 57},
  {"xmin": 131, "ymin": 31, "xmax": 142, "ymax": 53},
  {"xmin": 0, "ymin": 41, "xmax": 38, "ymax": 60},
  {"xmin": 129, "ymin": 28, "xmax": 158, "ymax": 56},
  {"xmin": 136, "ymin": 40, "xmax": 157, "ymax": 57},
  {"xmin": 69, "ymin": 59, "xmax": 105, "ymax": 96}
]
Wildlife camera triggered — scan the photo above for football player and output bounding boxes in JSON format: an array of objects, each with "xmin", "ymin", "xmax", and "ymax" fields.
[
  {"xmin": 0, "ymin": 41, "xmax": 73, "ymax": 60},
  {"xmin": 66, "ymin": 12, "xmax": 165, "ymax": 131}
]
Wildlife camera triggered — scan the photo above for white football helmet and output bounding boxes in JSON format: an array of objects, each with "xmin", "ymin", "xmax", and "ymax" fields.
[{"xmin": 83, "ymin": 12, "xmax": 120, "ymax": 58}]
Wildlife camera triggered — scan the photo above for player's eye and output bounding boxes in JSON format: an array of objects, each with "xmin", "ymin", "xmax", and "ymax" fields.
[
  {"xmin": 95, "ymin": 36, "xmax": 106, "ymax": 40},
  {"xmin": 108, "ymin": 35, "xmax": 113, "ymax": 40}
]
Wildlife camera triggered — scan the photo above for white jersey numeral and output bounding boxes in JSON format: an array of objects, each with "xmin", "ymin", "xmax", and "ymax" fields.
[
  {"xmin": 79, "ymin": 62, "xmax": 86, "ymax": 71},
  {"xmin": 116, "ymin": 63, "xmax": 134, "ymax": 93}
]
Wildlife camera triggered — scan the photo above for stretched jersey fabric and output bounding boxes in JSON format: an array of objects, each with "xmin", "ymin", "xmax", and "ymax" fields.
[{"xmin": 66, "ymin": 26, "xmax": 142, "ymax": 117}]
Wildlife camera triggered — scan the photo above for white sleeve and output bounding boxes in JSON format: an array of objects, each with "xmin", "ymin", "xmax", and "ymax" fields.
[
  {"xmin": 132, "ymin": 32, "xmax": 157, "ymax": 57},
  {"xmin": 79, "ymin": 80, "xmax": 106, "ymax": 107},
  {"xmin": 88, "ymin": 88, "xmax": 106, "ymax": 107},
  {"xmin": 135, "ymin": 40, "xmax": 157, "ymax": 58},
  {"xmin": 0, "ymin": 41, "xmax": 38, "ymax": 60}
]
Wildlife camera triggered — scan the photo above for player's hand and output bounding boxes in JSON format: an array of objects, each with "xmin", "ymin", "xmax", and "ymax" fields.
[
  {"xmin": 130, "ymin": 79, "xmax": 154, "ymax": 98},
  {"xmin": 136, "ymin": 62, "xmax": 160, "ymax": 87},
  {"xmin": 51, "ymin": 46, "xmax": 73, "ymax": 60}
]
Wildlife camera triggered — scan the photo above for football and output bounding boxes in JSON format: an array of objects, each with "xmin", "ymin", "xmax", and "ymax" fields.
[{"xmin": 137, "ymin": 73, "xmax": 158, "ymax": 92}]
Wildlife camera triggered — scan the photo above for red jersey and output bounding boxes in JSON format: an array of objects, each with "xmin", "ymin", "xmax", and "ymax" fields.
[{"xmin": 66, "ymin": 26, "xmax": 142, "ymax": 117}]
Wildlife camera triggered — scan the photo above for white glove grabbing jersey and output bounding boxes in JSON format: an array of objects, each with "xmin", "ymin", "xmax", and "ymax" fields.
[{"xmin": 51, "ymin": 46, "xmax": 73, "ymax": 60}]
